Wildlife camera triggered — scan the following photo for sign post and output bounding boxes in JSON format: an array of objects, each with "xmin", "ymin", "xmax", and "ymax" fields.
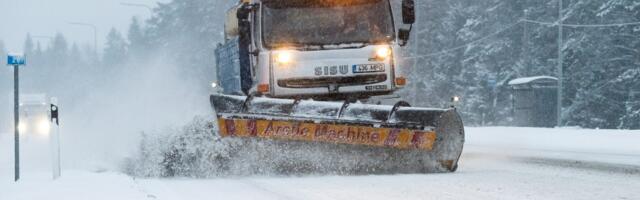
[{"xmin": 7, "ymin": 53, "xmax": 26, "ymax": 182}]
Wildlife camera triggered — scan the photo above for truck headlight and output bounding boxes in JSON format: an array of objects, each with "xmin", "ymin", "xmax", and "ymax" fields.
[
  {"xmin": 375, "ymin": 46, "xmax": 392, "ymax": 60},
  {"xmin": 275, "ymin": 51, "xmax": 293, "ymax": 65}
]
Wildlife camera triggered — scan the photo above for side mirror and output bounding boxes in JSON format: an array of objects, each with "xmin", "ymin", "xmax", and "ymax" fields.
[
  {"xmin": 398, "ymin": 29, "xmax": 411, "ymax": 46},
  {"xmin": 402, "ymin": 0, "xmax": 415, "ymax": 24}
]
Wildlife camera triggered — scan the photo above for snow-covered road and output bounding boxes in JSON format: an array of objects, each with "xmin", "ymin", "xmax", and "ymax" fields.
[{"xmin": 2, "ymin": 127, "xmax": 640, "ymax": 200}]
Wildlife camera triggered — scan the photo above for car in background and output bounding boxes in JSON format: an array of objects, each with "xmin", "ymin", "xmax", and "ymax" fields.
[{"xmin": 18, "ymin": 93, "xmax": 51, "ymax": 138}]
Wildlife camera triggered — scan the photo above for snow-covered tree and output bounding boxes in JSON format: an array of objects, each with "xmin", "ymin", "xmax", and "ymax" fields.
[
  {"xmin": 403, "ymin": 0, "xmax": 640, "ymax": 127},
  {"xmin": 23, "ymin": 34, "xmax": 34, "ymax": 57},
  {"xmin": 49, "ymin": 33, "xmax": 69, "ymax": 68},
  {"xmin": 144, "ymin": 0, "xmax": 227, "ymax": 87},
  {"xmin": 0, "ymin": 40, "xmax": 6, "ymax": 59},
  {"xmin": 561, "ymin": 1, "xmax": 640, "ymax": 128},
  {"xmin": 103, "ymin": 28, "xmax": 128, "ymax": 67},
  {"xmin": 127, "ymin": 17, "xmax": 147, "ymax": 59}
]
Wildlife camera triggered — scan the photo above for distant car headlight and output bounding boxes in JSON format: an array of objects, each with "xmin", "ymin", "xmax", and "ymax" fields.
[
  {"xmin": 375, "ymin": 46, "xmax": 392, "ymax": 60},
  {"xmin": 275, "ymin": 51, "xmax": 293, "ymax": 65},
  {"xmin": 18, "ymin": 122, "xmax": 27, "ymax": 133},
  {"xmin": 452, "ymin": 96, "xmax": 461, "ymax": 102},
  {"xmin": 37, "ymin": 119, "xmax": 51, "ymax": 135}
]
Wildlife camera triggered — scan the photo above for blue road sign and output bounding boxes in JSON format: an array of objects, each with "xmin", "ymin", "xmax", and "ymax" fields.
[{"xmin": 7, "ymin": 54, "xmax": 26, "ymax": 66}]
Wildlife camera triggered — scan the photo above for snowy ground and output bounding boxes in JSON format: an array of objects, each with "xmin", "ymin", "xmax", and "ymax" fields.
[{"xmin": 1, "ymin": 127, "xmax": 639, "ymax": 200}]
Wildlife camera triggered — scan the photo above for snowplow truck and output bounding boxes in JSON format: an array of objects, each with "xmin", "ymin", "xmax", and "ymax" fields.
[{"xmin": 211, "ymin": 0, "xmax": 464, "ymax": 173}]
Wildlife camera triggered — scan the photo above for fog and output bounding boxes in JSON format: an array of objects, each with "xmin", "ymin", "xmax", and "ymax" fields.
[
  {"xmin": 1, "ymin": 55, "xmax": 211, "ymax": 174},
  {"xmin": 1, "ymin": 0, "xmax": 215, "ymax": 173},
  {"xmin": 61, "ymin": 57, "xmax": 209, "ymax": 170},
  {"xmin": 0, "ymin": 0, "xmax": 164, "ymax": 52}
]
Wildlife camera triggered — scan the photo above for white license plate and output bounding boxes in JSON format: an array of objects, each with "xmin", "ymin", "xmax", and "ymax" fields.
[{"xmin": 353, "ymin": 64, "xmax": 385, "ymax": 73}]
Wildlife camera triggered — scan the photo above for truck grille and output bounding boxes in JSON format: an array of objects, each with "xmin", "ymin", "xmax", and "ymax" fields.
[{"xmin": 277, "ymin": 74, "xmax": 387, "ymax": 88}]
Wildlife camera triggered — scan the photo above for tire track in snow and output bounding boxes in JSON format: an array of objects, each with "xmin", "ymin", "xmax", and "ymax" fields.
[
  {"xmin": 239, "ymin": 179, "xmax": 300, "ymax": 200},
  {"xmin": 518, "ymin": 157, "xmax": 640, "ymax": 175}
]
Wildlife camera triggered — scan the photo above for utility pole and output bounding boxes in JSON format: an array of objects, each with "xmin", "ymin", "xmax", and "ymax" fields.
[
  {"xmin": 557, "ymin": 0, "xmax": 564, "ymax": 127},
  {"xmin": 523, "ymin": 9, "xmax": 530, "ymax": 69}
]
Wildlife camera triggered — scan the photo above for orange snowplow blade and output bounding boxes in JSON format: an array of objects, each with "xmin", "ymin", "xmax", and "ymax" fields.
[
  {"xmin": 210, "ymin": 94, "xmax": 465, "ymax": 173},
  {"xmin": 218, "ymin": 118, "xmax": 437, "ymax": 150}
]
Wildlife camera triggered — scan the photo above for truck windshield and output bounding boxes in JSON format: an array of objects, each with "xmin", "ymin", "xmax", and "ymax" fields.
[{"xmin": 262, "ymin": 0, "xmax": 394, "ymax": 49}]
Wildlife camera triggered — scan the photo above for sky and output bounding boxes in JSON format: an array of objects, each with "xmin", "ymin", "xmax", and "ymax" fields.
[{"xmin": 0, "ymin": 0, "xmax": 167, "ymax": 53}]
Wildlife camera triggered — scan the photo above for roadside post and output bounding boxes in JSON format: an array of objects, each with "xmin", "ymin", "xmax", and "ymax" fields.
[
  {"xmin": 7, "ymin": 53, "xmax": 26, "ymax": 182},
  {"xmin": 50, "ymin": 98, "xmax": 61, "ymax": 179}
]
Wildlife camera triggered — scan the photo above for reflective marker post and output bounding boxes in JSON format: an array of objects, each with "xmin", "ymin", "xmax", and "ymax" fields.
[
  {"xmin": 50, "ymin": 102, "xmax": 61, "ymax": 179},
  {"xmin": 7, "ymin": 53, "xmax": 26, "ymax": 182}
]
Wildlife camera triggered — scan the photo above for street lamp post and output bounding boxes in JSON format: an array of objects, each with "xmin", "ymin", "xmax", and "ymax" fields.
[
  {"xmin": 120, "ymin": 2, "xmax": 153, "ymax": 15},
  {"xmin": 68, "ymin": 22, "xmax": 98, "ymax": 56}
]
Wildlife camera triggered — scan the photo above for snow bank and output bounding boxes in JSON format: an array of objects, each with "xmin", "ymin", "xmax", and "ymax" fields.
[
  {"xmin": 467, "ymin": 127, "xmax": 640, "ymax": 154},
  {"xmin": 507, "ymin": 76, "xmax": 558, "ymax": 85},
  {"xmin": 0, "ymin": 171, "xmax": 148, "ymax": 200},
  {"xmin": 465, "ymin": 127, "xmax": 640, "ymax": 165}
]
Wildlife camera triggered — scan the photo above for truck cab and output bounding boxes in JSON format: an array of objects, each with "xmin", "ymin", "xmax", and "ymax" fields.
[{"xmin": 216, "ymin": 0, "xmax": 415, "ymax": 100}]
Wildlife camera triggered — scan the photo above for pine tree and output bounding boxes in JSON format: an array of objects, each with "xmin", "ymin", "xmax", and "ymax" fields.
[
  {"xmin": 103, "ymin": 28, "xmax": 128, "ymax": 67},
  {"xmin": 34, "ymin": 42, "xmax": 43, "ymax": 58},
  {"xmin": 68, "ymin": 42, "xmax": 89, "ymax": 77},
  {"xmin": 0, "ymin": 40, "xmax": 6, "ymax": 77},
  {"xmin": 127, "ymin": 17, "xmax": 147, "ymax": 59},
  {"xmin": 23, "ymin": 34, "xmax": 34, "ymax": 56},
  {"xmin": 145, "ymin": 0, "xmax": 227, "ymax": 87},
  {"xmin": 561, "ymin": 0, "xmax": 640, "ymax": 128},
  {"xmin": 619, "ymin": 83, "xmax": 640, "ymax": 129},
  {"xmin": 69, "ymin": 43, "xmax": 84, "ymax": 64},
  {"xmin": 0, "ymin": 40, "xmax": 6, "ymax": 59},
  {"xmin": 50, "ymin": 33, "xmax": 69, "ymax": 68},
  {"xmin": 0, "ymin": 40, "xmax": 8, "ymax": 110}
]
